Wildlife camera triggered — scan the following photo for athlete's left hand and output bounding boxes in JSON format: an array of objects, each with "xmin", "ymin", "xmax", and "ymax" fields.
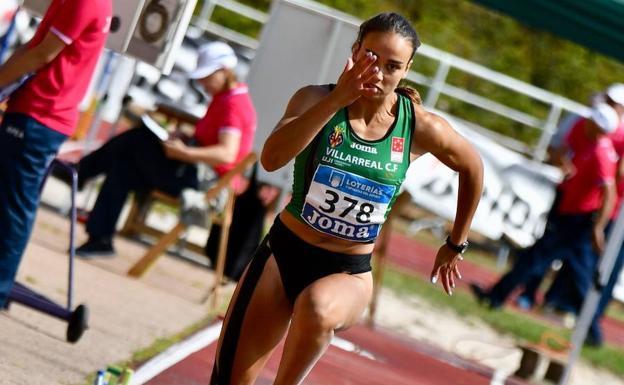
[{"xmin": 430, "ymin": 245, "xmax": 463, "ymax": 296}]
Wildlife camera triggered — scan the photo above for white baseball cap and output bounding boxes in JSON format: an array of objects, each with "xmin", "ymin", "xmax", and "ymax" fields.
[
  {"xmin": 188, "ymin": 41, "xmax": 238, "ymax": 80},
  {"xmin": 606, "ymin": 83, "xmax": 624, "ymax": 106},
  {"xmin": 591, "ymin": 103, "xmax": 620, "ymax": 133}
]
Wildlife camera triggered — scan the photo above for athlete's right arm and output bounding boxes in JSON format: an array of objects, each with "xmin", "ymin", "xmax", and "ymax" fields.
[
  {"xmin": 261, "ymin": 86, "xmax": 337, "ymax": 171},
  {"xmin": 261, "ymin": 52, "xmax": 380, "ymax": 171}
]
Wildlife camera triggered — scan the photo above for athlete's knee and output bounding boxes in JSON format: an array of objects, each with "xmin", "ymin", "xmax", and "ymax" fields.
[{"xmin": 294, "ymin": 288, "xmax": 340, "ymax": 332}]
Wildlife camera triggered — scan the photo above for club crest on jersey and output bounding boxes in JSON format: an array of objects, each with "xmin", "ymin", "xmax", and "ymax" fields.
[
  {"xmin": 391, "ymin": 137, "xmax": 404, "ymax": 163},
  {"xmin": 328, "ymin": 125, "xmax": 345, "ymax": 148}
]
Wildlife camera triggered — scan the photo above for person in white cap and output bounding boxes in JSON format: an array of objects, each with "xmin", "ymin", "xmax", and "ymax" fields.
[
  {"xmin": 68, "ymin": 41, "xmax": 257, "ymax": 256},
  {"xmin": 550, "ymin": 83, "xmax": 624, "ymax": 161},
  {"xmin": 471, "ymin": 104, "xmax": 619, "ymax": 316},
  {"xmin": 606, "ymin": 83, "xmax": 624, "ymax": 117},
  {"xmin": 579, "ymin": 84, "xmax": 624, "ymax": 346}
]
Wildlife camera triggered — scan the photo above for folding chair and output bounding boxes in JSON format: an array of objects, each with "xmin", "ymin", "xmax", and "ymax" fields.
[{"xmin": 126, "ymin": 152, "xmax": 257, "ymax": 307}]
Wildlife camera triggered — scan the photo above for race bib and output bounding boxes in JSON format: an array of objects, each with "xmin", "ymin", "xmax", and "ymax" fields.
[{"xmin": 302, "ymin": 165, "xmax": 396, "ymax": 242}]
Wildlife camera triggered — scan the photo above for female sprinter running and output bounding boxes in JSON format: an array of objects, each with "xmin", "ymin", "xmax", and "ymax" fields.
[{"xmin": 210, "ymin": 12, "xmax": 484, "ymax": 385}]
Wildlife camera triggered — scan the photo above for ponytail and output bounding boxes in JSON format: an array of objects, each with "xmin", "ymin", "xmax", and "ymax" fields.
[{"xmin": 396, "ymin": 86, "xmax": 422, "ymax": 105}]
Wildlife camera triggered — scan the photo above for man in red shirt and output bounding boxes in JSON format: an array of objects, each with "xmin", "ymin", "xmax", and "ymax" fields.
[
  {"xmin": 0, "ymin": 0, "xmax": 112, "ymax": 307},
  {"xmin": 470, "ymin": 104, "xmax": 620, "ymax": 310},
  {"xmin": 516, "ymin": 84, "xmax": 624, "ymax": 311}
]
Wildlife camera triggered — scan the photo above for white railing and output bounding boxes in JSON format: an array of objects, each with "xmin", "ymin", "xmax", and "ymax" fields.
[{"xmin": 194, "ymin": 0, "xmax": 590, "ymax": 160}]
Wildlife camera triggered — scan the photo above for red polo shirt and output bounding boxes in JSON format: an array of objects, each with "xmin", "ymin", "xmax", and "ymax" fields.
[
  {"xmin": 194, "ymin": 84, "xmax": 257, "ymax": 176},
  {"xmin": 608, "ymin": 122, "xmax": 624, "ymax": 218},
  {"xmin": 557, "ymin": 119, "xmax": 617, "ymax": 215},
  {"xmin": 7, "ymin": 0, "xmax": 112, "ymax": 135}
]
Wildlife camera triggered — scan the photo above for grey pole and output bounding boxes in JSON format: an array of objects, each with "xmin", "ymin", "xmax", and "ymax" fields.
[{"xmin": 557, "ymin": 205, "xmax": 624, "ymax": 385}]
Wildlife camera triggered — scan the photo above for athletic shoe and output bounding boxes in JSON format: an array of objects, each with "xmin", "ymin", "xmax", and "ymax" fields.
[
  {"xmin": 584, "ymin": 333, "xmax": 604, "ymax": 348},
  {"xmin": 515, "ymin": 295, "xmax": 534, "ymax": 310},
  {"xmin": 469, "ymin": 283, "xmax": 499, "ymax": 309},
  {"xmin": 75, "ymin": 238, "xmax": 115, "ymax": 258}
]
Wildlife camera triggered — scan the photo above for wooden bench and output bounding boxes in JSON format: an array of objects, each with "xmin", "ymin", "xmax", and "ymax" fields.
[
  {"xmin": 513, "ymin": 331, "xmax": 570, "ymax": 383},
  {"xmin": 125, "ymin": 153, "xmax": 257, "ymax": 307},
  {"xmin": 119, "ymin": 190, "xmax": 208, "ymax": 255}
]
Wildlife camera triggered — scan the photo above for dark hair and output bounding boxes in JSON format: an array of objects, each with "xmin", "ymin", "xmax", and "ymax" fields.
[
  {"xmin": 356, "ymin": 13, "xmax": 422, "ymax": 104},
  {"xmin": 356, "ymin": 12, "xmax": 421, "ymax": 59}
]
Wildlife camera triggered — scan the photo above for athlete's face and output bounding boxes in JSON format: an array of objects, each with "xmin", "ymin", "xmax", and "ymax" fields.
[{"xmin": 353, "ymin": 31, "xmax": 414, "ymax": 98}]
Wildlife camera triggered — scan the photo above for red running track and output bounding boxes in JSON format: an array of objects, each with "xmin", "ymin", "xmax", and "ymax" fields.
[
  {"xmin": 145, "ymin": 322, "xmax": 529, "ymax": 385},
  {"xmin": 384, "ymin": 232, "xmax": 624, "ymax": 347}
]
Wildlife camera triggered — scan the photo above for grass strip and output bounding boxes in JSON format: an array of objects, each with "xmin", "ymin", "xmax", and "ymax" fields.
[
  {"xmin": 75, "ymin": 307, "xmax": 225, "ymax": 385},
  {"xmin": 382, "ymin": 264, "xmax": 624, "ymax": 377}
]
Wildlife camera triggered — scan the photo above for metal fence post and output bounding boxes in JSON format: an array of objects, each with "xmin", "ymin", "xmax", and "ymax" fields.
[
  {"xmin": 533, "ymin": 103, "xmax": 562, "ymax": 161},
  {"xmin": 424, "ymin": 59, "xmax": 450, "ymax": 108},
  {"xmin": 198, "ymin": 0, "xmax": 219, "ymax": 23}
]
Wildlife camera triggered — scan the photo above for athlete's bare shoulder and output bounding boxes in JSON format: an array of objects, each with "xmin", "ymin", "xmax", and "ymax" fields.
[
  {"xmin": 411, "ymin": 103, "xmax": 456, "ymax": 155},
  {"xmin": 278, "ymin": 85, "xmax": 333, "ymax": 124},
  {"xmin": 289, "ymin": 84, "xmax": 332, "ymax": 109}
]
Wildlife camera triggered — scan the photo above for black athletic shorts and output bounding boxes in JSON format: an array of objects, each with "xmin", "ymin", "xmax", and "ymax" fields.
[{"xmin": 269, "ymin": 216, "xmax": 372, "ymax": 303}]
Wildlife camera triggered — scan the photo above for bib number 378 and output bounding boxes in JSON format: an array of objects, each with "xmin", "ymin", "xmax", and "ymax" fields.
[
  {"xmin": 319, "ymin": 190, "xmax": 374, "ymax": 224},
  {"xmin": 302, "ymin": 165, "xmax": 395, "ymax": 242}
]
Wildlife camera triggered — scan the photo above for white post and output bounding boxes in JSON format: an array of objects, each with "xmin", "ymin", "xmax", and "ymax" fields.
[
  {"xmin": 198, "ymin": 0, "xmax": 218, "ymax": 24},
  {"xmin": 557, "ymin": 206, "xmax": 624, "ymax": 385},
  {"xmin": 533, "ymin": 103, "xmax": 562, "ymax": 161},
  {"xmin": 423, "ymin": 60, "xmax": 450, "ymax": 108}
]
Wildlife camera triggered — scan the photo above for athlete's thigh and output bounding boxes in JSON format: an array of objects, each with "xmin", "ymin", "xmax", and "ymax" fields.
[
  {"xmin": 296, "ymin": 271, "xmax": 373, "ymax": 330},
  {"xmin": 217, "ymin": 253, "xmax": 292, "ymax": 384}
]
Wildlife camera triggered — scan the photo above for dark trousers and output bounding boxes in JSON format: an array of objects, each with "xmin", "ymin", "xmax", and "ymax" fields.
[
  {"xmin": 0, "ymin": 113, "xmax": 67, "ymax": 307},
  {"xmin": 588, "ymin": 223, "xmax": 624, "ymax": 343},
  {"xmin": 489, "ymin": 212, "xmax": 595, "ymax": 307},
  {"xmin": 544, "ymin": 263, "xmax": 583, "ymax": 312},
  {"xmin": 206, "ymin": 166, "xmax": 265, "ymax": 281},
  {"xmin": 517, "ymin": 249, "xmax": 571, "ymax": 307},
  {"xmin": 82, "ymin": 125, "xmax": 198, "ymax": 239}
]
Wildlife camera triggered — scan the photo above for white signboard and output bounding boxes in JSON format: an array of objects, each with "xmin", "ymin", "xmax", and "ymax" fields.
[
  {"xmin": 403, "ymin": 113, "xmax": 562, "ymax": 248},
  {"xmin": 22, "ymin": 0, "xmax": 196, "ymax": 74},
  {"xmin": 247, "ymin": 0, "xmax": 360, "ymax": 188}
]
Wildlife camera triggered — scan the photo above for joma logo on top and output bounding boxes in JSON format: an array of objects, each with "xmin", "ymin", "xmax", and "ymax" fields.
[{"xmin": 350, "ymin": 142, "xmax": 378, "ymax": 154}]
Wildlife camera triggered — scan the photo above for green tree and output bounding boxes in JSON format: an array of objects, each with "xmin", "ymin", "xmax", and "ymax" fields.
[{"xmin": 197, "ymin": 0, "xmax": 624, "ymax": 146}]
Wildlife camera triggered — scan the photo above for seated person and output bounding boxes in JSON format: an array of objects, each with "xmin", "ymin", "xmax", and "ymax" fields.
[{"xmin": 71, "ymin": 41, "xmax": 256, "ymax": 257}]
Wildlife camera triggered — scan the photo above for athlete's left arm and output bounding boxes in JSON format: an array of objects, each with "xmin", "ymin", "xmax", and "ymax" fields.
[{"xmin": 412, "ymin": 110, "xmax": 484, "ymax": 294}]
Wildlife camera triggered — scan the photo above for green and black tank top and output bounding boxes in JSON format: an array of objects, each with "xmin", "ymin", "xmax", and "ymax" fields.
[{"xmin": 285, "ymin": 89, "xmax": 415, "ymax": 243}]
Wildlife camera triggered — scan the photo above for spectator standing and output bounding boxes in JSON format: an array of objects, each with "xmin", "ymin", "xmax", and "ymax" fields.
[
  {"xmin": 470, "ymin": 104, "xmax": 620, "ymax": 311},
  {"xmin": 0, "ymin": 0, "xmax": 112, "ymax": 308}
]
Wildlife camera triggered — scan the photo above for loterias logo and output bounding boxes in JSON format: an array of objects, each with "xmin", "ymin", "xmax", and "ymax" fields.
[
  {"xmin": 328, "ymin": 125, "xmax": 345, "ymax": 148},
  {"xmin": 350, "ymin": 142, "xmax": 378, "ymax": 154}
]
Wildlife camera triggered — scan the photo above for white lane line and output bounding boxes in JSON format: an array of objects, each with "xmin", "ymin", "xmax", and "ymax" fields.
[
  {"xmin": 489, "ymin": 369, "xmax": 508, "ymax": 385},
  {"xmin": 130, "ymin": 321, "xmax": 223, "ymax": 385},
  {"xmin": 330, "ymin": 336, "xmax": 376, "ymax": 360},
  {"xmin": 131, "ymin": 322, "xmax": 376, "ymax": 385}
]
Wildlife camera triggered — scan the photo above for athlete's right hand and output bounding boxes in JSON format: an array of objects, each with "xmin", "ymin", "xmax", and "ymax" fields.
[{"xmin": 331, "ymin": 51, "xmax": 380, "ymax": 107}]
